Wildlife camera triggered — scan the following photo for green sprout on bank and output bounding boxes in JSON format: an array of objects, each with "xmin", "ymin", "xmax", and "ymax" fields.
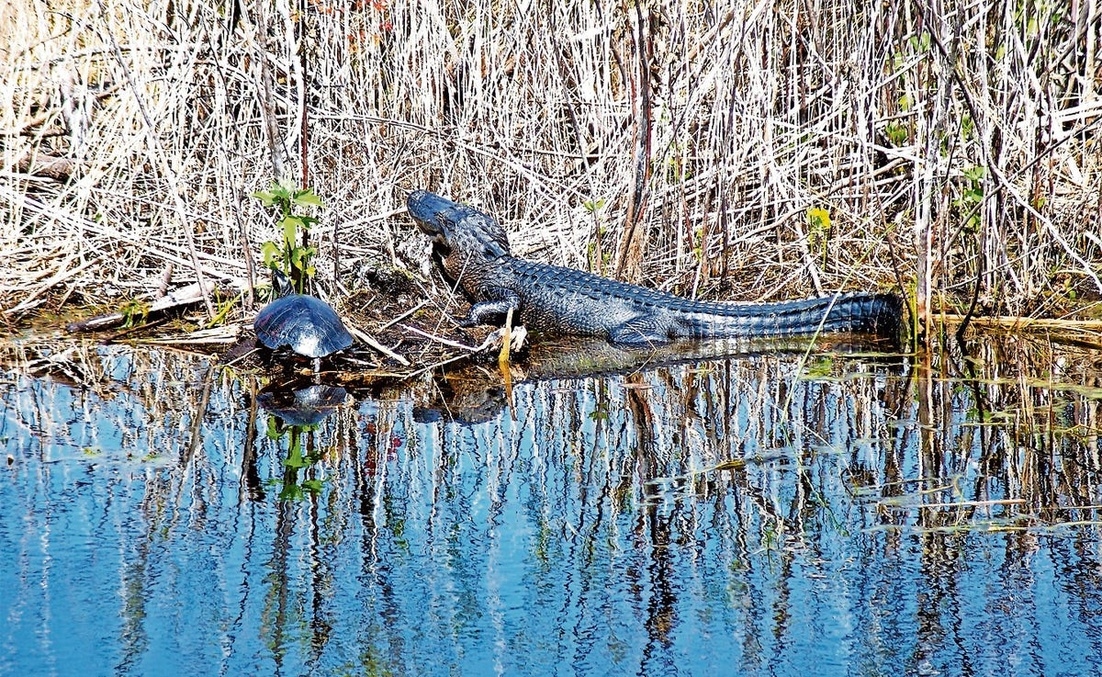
[
  {"xmin": 806, "ymin": 206, "xmax": 832, "ymax": 266},
  {"xmin": 252, "ymin": 180, "xmax": 324, "ymax": 294},
  {"xmin": 884, "ymin": 121, "xmax": 908, "ymax": 146},
  {"xmin": 953, "ymin": 165, "xmax": 985, "ymax": 233},
  {"xmin": 583, "ymin": 197, "xmax": 612, "ymax": 272},
  {"xmin": 119, "ymin": 299, "xmax": 150, "ymax": 328}
]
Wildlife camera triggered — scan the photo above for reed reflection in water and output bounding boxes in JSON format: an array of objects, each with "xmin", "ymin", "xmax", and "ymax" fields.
[{"xmin": 1, "ymin": 338, "xmax": 1102, "ymax": 676}]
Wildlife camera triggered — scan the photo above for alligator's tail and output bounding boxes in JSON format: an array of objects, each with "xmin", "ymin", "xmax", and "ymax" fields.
[{"xmin": 682, "ymin": 292, "xmax": 904, "ymax": 339}]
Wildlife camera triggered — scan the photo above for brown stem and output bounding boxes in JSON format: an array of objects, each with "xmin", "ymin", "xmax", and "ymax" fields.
[{"xmin": 615, "ymin": 0, "xmax": 653, "ymax": 283}]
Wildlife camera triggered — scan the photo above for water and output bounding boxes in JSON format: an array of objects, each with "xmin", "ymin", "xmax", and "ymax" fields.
[{"xmin": 2, "ymin": 337, "xmax": 1102, "ymax": 676}]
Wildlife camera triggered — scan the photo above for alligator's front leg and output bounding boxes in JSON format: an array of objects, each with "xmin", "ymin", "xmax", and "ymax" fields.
[{"xmin": 458, "ymin": 288, "xmax": 520, "ymax": 328}]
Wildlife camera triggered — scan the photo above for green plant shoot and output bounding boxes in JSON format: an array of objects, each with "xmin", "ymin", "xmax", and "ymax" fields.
[
  {"xmin": 807, "ymin": 207, "xmax": 832, "ymax": 265},
  {"xmin": 253, "ymin": 180, "xmax": 325, "ymax": 294}
]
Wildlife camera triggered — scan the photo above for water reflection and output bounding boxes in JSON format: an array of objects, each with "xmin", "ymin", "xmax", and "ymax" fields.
[
  {"xmin": 257, "ymin": 382, "xmax": 349, "ymax": 427},
  {"xmin": 256, "ymin": 381, "xmax": 350, "ymax": 500},
  {"xmin": 1, "ymin": 336, "xmax": 1101, "ymax": 675}
]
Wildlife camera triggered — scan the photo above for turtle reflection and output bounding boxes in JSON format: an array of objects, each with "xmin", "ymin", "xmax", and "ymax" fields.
[{"xmin": 257, "ymin": 381, "xmax": 350, "ymax": 500}]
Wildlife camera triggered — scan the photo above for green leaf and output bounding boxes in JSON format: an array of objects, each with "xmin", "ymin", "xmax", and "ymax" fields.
[
  {"xmin": 279, "ymin": 484, "xmax": 304, "ymax": 501},
  {"xmin": 261, "ymin": 241, "xmax": 280, "ymax": 267},
  {"xmin": 270, "ymin": 180, "xmax": 293, "ymax": 200},
  {"xmin": 118, "ymin": 299, "xmax": 150, "ymax": 328},
  {"xmin": 885, "ymin": 121, "xmax": 908, "ymax": 146},
  {"xmin": 801, "ymin": 357, "xmax": 834, "ymax": 378},
  {"xmin": 583, "ymin": 198, "xmax": 607, "ymax": 213},
  {"xmin": 265, "ymin": 417, "xmax": 284, "ymax": 440},
  {"xmin": 807, "ymin": 206, "xmax": 831, "ymax": 231},
  {"xmin": 964, "ymin": 165, "xmax": 986, "ymax": 183},
  {"xmin": 285, "ymin": 438, "xmax": 306, "ymax": 468},
  {"xmin": 282, "ymin": 216, "xmax": 304, "ymax": 246},
  {"xmin": 292, "ymin": 189, "xmax": 324, "ymax": 208},
  {"xmin": 252, "ymin": 190, "xmax": 278, "ymax": 206}
]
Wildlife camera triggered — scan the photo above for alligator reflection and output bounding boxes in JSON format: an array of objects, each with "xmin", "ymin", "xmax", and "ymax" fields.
[
  {"xmin": 415, "ymin": 332, "xmax": 903, "ymax": 424},
  {"xmin": 401, "ymin": 333, "xmax": 912, "ymax": 672}
]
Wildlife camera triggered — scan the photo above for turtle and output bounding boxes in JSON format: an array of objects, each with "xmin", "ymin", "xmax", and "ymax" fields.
[{"xmin": 253, "ymin": 270, "xmax": 354, "ymax": 366}]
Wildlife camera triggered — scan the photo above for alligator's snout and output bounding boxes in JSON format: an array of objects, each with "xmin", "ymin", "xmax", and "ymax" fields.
[{"xmin": 407, "ymin": 190, "xmax": 459, "ymax": 235}]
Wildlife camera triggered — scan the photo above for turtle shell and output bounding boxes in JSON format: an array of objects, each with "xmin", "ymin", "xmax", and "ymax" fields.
[{"xmin": 254, "ymin": 293, "xmax": 354, "ymax": 359}]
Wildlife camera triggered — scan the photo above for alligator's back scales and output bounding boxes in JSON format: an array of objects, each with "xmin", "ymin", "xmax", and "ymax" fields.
[{"xmin": 407, "ymin": 190, "xmax": 903, "ymax": 346}]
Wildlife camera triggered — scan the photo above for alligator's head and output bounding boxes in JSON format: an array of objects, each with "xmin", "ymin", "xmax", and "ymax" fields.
[{"xmin": 407, "ymin": 190, "xmax": 511, "ymax": 262}]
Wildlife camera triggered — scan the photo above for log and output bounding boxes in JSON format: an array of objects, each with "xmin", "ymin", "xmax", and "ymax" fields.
[{"xmin": 66, "ymin": 281, "xmax": 216, "ymax": 333}]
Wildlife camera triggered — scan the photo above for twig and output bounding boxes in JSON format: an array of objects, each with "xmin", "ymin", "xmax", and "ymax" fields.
[
  {"xmin": 344, "ymin": 319, "xmax": 410, "ymax": 366},
  {"xmin": 398, "ymin": 323, "xmax": 483, "ymax": 352},
  {"xmin": 376, "ymin": 300, "xmax": 427, "ymax": 332}
]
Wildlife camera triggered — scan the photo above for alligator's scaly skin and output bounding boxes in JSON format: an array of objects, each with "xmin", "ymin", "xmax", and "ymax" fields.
[{"xmin": 407, "ymin": 190, "xmax": 903, "ymax": 346}]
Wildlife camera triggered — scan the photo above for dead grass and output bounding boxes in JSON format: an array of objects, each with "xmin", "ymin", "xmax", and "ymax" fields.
[{"xmin": 1, "ymin": 0, "xmax": 1100, "ymax": 333}]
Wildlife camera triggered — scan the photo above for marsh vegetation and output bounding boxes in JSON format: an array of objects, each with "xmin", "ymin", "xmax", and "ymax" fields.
[
  {"xmin": 4, "ymin": 4, "xmax": 1102, "ymax": 671},
  {"xmin": 3, "ymin": 0, "xmax": 1101, "ymax": 346}
]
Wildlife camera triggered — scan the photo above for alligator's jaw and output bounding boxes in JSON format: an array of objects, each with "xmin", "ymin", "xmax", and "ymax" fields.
[{"xmin": 406, "ymin": 190, "xmax": 453, "ymax": 242}]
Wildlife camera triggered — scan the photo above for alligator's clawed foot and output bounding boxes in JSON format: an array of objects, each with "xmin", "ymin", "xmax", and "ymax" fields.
[
  {"xmin": 508, "ymin": 325, "xmax": 527, "ymax": 352},
  {"xmin": 478, "ymin": 325, "xmax": 528, "ymax": 354}
]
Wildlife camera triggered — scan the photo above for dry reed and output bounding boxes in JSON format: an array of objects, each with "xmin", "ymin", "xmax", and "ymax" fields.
[{"xmin": 1, "ymin": 0, "xmax": 1100, "ymax": 334}]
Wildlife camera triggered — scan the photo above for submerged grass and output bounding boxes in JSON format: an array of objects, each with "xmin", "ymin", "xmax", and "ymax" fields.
[{"xmin": 1, "ymin": 0, "xmax": 1100, "ymax": 339}]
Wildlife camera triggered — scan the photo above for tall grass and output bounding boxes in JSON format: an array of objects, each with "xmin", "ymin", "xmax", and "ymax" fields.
[{"xmin": 2, "ymin": 0, "xmax": 1100, "ymax": 331}]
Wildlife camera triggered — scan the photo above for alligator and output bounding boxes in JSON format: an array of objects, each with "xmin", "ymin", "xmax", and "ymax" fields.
[{"xmin": 406, "ymin": 190, "xmax": 903, "ymax": 346}]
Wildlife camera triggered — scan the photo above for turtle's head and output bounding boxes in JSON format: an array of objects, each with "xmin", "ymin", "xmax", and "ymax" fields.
[
  {"xmin": 406, "ymin": 190, "xmax": 511, "ymax": 260},
  {"xmin": 270, "ymin": 268, "xmax": 295, "ymax": 299}
]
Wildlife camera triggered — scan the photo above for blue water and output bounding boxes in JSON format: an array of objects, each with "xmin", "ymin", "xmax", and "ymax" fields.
[{"xmin": 2, "ymin": 343, "xmax": 1102, "ymax": 676}]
